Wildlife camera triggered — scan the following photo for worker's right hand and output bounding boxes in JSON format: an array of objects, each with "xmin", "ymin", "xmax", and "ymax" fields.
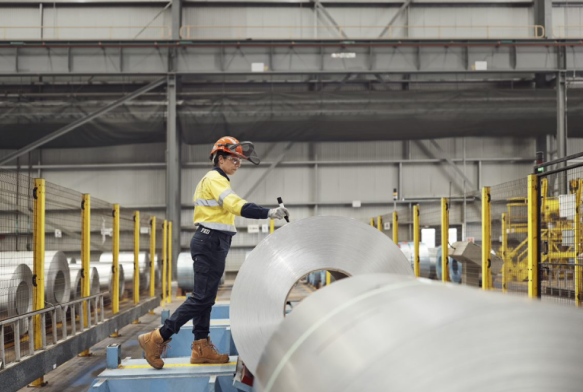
[{"xmin": 268, "ymin": 206, "xmax": 290, "ymax": 220}]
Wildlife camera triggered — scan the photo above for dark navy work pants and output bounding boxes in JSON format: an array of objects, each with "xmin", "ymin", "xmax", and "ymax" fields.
[{"xmin": 159, "ymin": 226, "xmax": 231, "ymax": 341}]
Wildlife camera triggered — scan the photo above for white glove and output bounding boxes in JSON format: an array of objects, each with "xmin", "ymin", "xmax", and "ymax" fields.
[{"xmin": 268, "ymin": 206, "xmax": 289, "ymax": 220}]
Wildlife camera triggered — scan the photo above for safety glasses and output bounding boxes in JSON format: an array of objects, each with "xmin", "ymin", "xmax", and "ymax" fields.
[{"xmin": 221, "ymin": 141, "xmax": 261, "ymax": 165}]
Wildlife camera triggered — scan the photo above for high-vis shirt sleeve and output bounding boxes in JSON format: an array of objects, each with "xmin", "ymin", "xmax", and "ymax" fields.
[
  {"xmin": 208, "ymin": 176, "xmax": 247, "ymax": 216},
  {"xmin": 240, "ymin": 203, "xmax": 270, "ymax": 219}
]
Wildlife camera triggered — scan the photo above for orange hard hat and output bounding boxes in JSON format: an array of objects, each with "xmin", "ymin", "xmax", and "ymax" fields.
[
  {"xmin": 210, "ymin": 136, "xmax": 243, "ymax": 159},
  {"xmin": 209, "ymin": 136, "xmax": 261, "ymax": 165}
]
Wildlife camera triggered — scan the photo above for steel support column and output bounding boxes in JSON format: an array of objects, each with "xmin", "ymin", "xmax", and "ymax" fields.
[
  {"xmin": 166, "ymin": 75, "xmax": 181, "ymax": 277},
  {"xmin": 534, "ymin": 0, "xmax": 553, "ymax": 38},
  {"xmin": 171, "ymin": 0, "xmax": 182, "ymax": 40}
]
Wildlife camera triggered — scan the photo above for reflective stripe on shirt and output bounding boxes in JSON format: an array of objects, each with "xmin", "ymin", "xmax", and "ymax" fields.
[
  {"xmin": 218, "ymin": 189, "xmax": 234, "ymax": 206},
  {"xmin": 194, "ymin": 199, "xmax": 220, "ymax": 207}
]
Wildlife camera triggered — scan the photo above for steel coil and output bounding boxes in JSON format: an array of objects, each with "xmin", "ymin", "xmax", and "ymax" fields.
[
  {"xmin": 0, "ymin": 263, "xmax": 33, "ymax": 335},
  {"xmin": 398, "ymin": 242, "xmax": 434, "ymax": 278},
  {"xmin": 90, "ymin": 262, "xmax": 125, "ymax": 299},
  {"xmin": 177, "ymin": 251, "xmax": 224, "ymax": 292},
  {"xmin": 256, "ymin": 273, "xmax": 583, "ymax": 392},
  {"xmin": 230, "ymin": 216, "xmax": 413, "ymax": 374},
  {"xmin": 99, "ymin": 252, "xmax": 150, "ymax": 292},
  {"xmin": 2, "ymin": 251, "xmax": 71, "ymax": 306},
  {"xmin": 68, "ymin": 265, "xmax": 100, "ymax": 300},
  {"xmin": 435, "ymin": 246, "xmax": 462, "ymax": 283}
]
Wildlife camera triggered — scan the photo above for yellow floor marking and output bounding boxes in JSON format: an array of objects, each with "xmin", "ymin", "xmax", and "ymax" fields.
[{"xmin": 120, "ymin": 362, "xmax": 236, "ymax": 369}]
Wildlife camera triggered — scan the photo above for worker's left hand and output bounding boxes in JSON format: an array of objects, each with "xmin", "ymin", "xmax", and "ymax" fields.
[{"xmin": 268, "ymin": 206, "xmax": 290, "ymax": 220}]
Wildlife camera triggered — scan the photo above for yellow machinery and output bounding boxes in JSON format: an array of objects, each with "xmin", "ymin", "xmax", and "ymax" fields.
[{"xmin": 500, "ymin": 178, "xmax": 583, "ymax": 294}]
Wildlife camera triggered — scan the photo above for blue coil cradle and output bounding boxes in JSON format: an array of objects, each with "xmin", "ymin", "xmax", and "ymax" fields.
[{"xmin": 435, "ymin": 246, "xmax": 462, "ymax": 283}]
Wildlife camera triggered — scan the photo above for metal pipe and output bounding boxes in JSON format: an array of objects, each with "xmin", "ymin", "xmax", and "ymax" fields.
[{"xmin": 255, "ymin": 273, "xmax": 583, "ymax": 392}]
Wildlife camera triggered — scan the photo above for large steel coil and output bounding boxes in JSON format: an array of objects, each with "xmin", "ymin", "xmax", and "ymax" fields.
[
  {"xmin": 90, "ymin": 262, "xmax": 125, "ymax": 299},
  {"xmin": 68, "ymin": 265, "xmax": 100, "ymax": 300},
  {"xmin": 398, "ymin": 242, "xmax": 434, "ymax": 278},
  {"xmin": 0, "ymin": 263, "xmax": 33, "ymax": 335},
  {"xmin": 435, "ymin": 246, "xmax": 462, "ymax": 283},
  {"xmin": 256, "ymin": 274, "xmax": 583, "ymax": 392},
  {"xmin": 231, "ymin": 216, "xmax": 413, "ymax": 374},
  {"xmin": 176, "ymin": 251, "xmax": 225, "ymax": 292},
  {"xmin": 2, "ymin": 251, "xmax": 71, "ymax": 306},
  {"xmin": 99, "ymin": 252, "xmax": 150, "ymax": 292}
]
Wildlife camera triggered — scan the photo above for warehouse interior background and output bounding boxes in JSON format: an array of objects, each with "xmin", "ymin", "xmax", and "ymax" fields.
[{"xmin": 2, "ymin": 0, "xmax": 583, "ymax": 391}]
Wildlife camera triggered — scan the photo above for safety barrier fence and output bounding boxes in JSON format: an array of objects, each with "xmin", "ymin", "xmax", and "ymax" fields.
[
  {"xmin": 368, "ymin": 152, "xmax": 583, "ymax": 310},
  {"xmin": 0, "ymin": 169, "xmax": 171, "ymax": 380}
]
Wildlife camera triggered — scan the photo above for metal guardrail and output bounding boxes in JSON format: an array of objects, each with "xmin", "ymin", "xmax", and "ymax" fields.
[
  {"xmin": 180, "ymin": 24, "xmax": 545, "ymax": 40},
  {"xmin": 0, "ymin": 293, "xmax": 105, "ymax": 370}
]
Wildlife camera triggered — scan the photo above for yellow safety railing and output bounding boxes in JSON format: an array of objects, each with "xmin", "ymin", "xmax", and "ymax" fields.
[
  {"xmin": 112, "ymin": 204, "xmax": 120, "ymax": 315},
  {"xmin": 150, "ymin": 216, "xmax": 157, "ymax": 299},
  {"xmin": 134, "ymin": 211, "xmax": 140, "ymax": 306},
  {"xmin": 377, "ymin": 216, "xmax": 382, "ymax": 232},
  {"xmin": 79, "ymin": 193, "xmax": 91, "ymax": 356},
  {"xmin": 180, "ymin": 24, "xmax": 545, "ymax": 40},
  {"xmin": 527, "ymin": 174, "xmax": 539, "ymax": 299},
  {"xmin": 482, "ymin": 187, "xmax": 492, "ymax": 291},
  {"xmin": 393, "ymin": 211, "xmax": 398, "ymax": 244},
  {"xmin": 31, "ymin": 179, "xmax": 45, "ymax": 387},
  {"xmin": 441, "ymin": 198, "xmax": 450, "ymax": 283},
  {"xmin": 167, "ymin": 221, "xmax": 172, "ymax": 305},
  {"xmin": 0, "ymin": 25, "xmax": 171, "ymax": 40},
  {"xmin": 162, "ymin": 220, "xmax": 168, "ymax": 304},
  {"xmin": 413, "ymin": 205, "xmax": 420, "ymax": 278}
]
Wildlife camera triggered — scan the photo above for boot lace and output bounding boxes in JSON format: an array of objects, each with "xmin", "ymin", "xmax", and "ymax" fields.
[{"xmin": 157, "ymin": 340, "xmax": 171, "ymax": 359}]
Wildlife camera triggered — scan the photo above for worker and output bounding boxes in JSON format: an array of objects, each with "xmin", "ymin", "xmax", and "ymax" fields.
[{"xmin": 138, "ymin": 136, "xmax": 289, "ymax": 369}]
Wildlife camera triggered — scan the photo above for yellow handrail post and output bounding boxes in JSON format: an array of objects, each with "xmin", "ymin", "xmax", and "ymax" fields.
[
  {"xmin": 326, "ymin": 271, "xmax": 331, "ymax": 286},
  {"xmin": 168, "ymin": 221, "xmax": 172, "ymax": 304},
  {"xmin": 393, "ymin": 211, "xmax": 398, "ymax": 243},
  {"xmin": 270, "ymin": 219, "xmax": 275, "ymax": 234},
  {"xmin": 162, "ymin": 220, "xmax": 168, "ymax": 304},
  {"xmin": 30, "ymin": 179, "xmax": 46, "ymax": 387},
  {"xmin": 370, "ymin": 218, "xmax": 374, "ymax": 227},
  {"xmin": 112, "ymin": 204, "xmax": 120, "ymax": 315},
  {"xmin": 527, "ymin": 174, "xmax": 539, "ymax": 299},
  {"xmin": 413, "ymin": 205, "xmax": 420, "ymax": 277},
  {"xmin": 377, "ymin": 216, "xmax": 382, "ymax": 232},
  {"xmin": 134, "ymin": 211, "xmax": 140, "ymax": 305},
  {"xmin": 501, "ymin": 213, "xmax": 508, "ymax": 293},
  {"xmin": 575, "ymin": 180, "xmax": 583, "ymax": 306},
  {"xmin": 78, "ymin": 193, "xmax": 91, "ymax": 357},
  {"xmin": 133, "ymin": 211, "xmax": 140, "ymax": 324},
  {"xmin": 150, "ymin": 216, "xmax": 156, "ymax": 299},
  {"xmin": 441, "ymin": 198, "xmax": 450, "ymax": 282},
  {"xmin": 482, "ymin": 187, "xmax": 492, "ymax": 290}
]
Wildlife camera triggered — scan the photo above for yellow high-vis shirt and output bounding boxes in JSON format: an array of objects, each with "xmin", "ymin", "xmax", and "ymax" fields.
[{"xmin": 193, "ymin": 169, "xmax": 248, "ymax": 233}]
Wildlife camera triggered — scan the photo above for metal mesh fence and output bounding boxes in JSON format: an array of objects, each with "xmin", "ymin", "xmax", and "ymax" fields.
[
  {"xmin": 0, "ymin": 171, "xmax": 34, "ymax": 353},
  {"xmin": 538, "ymin": 165, "xmax": 583, "ymax": 307},
  {"xmin": 490, "ymin": 178, "xmax": 528, "ymax": 295}
]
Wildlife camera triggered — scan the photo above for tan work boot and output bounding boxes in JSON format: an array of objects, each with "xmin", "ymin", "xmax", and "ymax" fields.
[
  {"xmin": 190, "ymin": 337, "xmax": 229, "ymax": 364},
  {"xmin": 138, "ymin": 329, "xmax": 171, "ymax": 369}
]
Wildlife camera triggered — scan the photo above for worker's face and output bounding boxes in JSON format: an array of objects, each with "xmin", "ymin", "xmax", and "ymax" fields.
[{"xmin": 219, "ymin": 155, "xmax": 241, "ymax": 175}]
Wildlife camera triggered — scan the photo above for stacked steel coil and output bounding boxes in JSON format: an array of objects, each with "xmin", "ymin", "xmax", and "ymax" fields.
[
  {"xmin": 68, "ymin": 264, "xmax": 100, "ymax": 300},
  {"xmin": 90, "ymin": 262, "xmax": 125, "ymax": 299},
  {"xmin": 176, "ymin": 251, "xmax": 225, "ymax": 292},
  {"xmin": 230, "ymin": 216, "xmax": 413, "ymax": 374},
  {"xmin": 255, "ymin": 274, "xmax": 583, "ymax": 392},
  {"xmin": 397, "ymin": 241, "xmax": 435, "ymax": 278},
  {"xmin": 0, "ymin": 263, "xmax": 33, "ymax": 335},
  {"xmin": 99, "ymin": 252, "xmax": 150, "ymax": 292}
]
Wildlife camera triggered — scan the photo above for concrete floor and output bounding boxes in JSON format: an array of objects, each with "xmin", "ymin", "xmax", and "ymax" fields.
[{"xmin": 16, "ymin": 281, "xmax": 314, "ymax": 392}]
